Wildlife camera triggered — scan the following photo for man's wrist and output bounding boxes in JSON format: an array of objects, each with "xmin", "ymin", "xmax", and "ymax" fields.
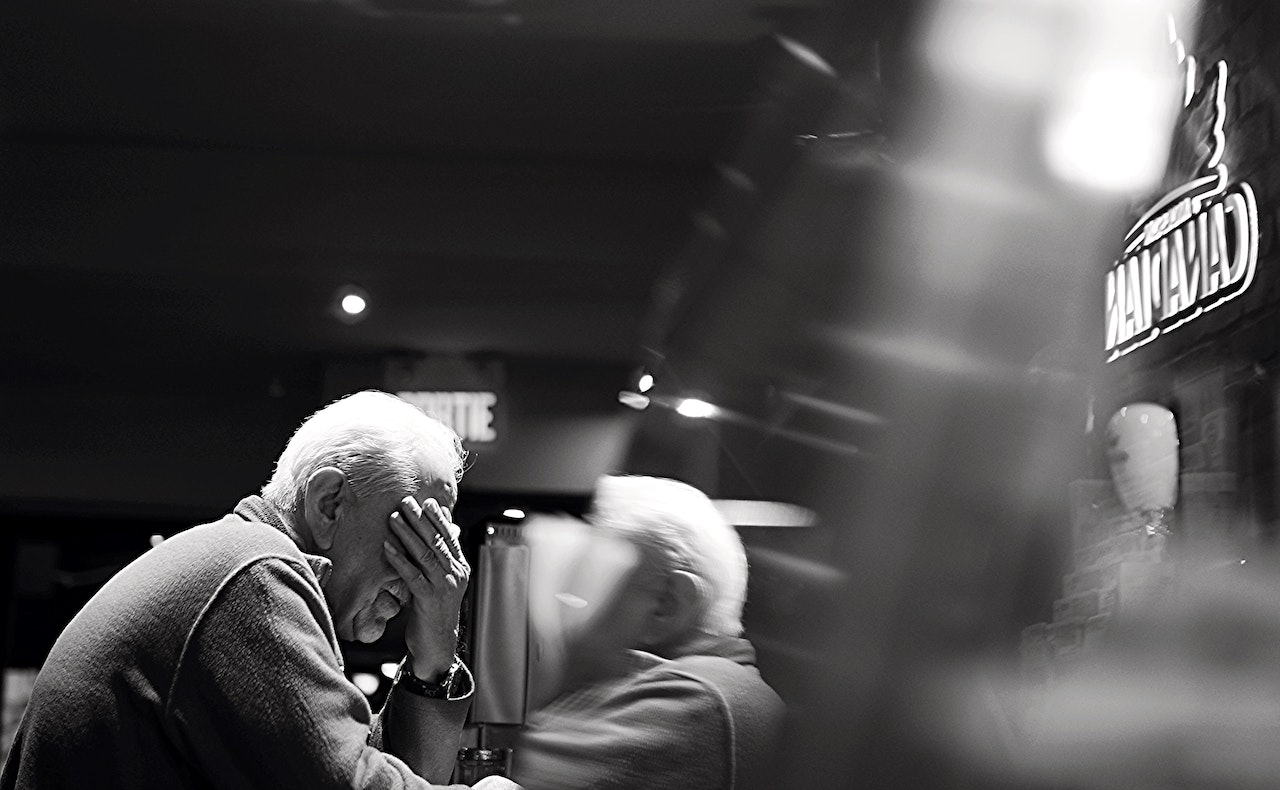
[
  {"xmin": 406, "ymin": 624, "xmax": 462, "ymax": 681},
  {"xmin": 397, "ymin": 655, "xmax": 463, "ymax": 699},
  {"xmin": 405, "ymin": 653, "xmax": 453, "ymax": 683}
]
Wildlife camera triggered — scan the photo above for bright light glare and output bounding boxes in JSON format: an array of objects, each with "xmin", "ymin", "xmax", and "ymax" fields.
[
  {"xmin": 775, "ymin": 35, "xmax": 836, "ymax": 77},
  {"xmin": 380, "ymin": 662, "xmax": 399, "ymax": 679},
  {"xmin": 340, "ymin": 293, "xmax": 367, "ymax": 315},
  {"xmin": 555, "ymin": 592, "xmax": 589, "ymax": 609},
  {"xmin": 352, "ymin": 672, "xmax": 381, "ymax": 696},
  {"xmin": 924, "ymin": 0, "xmax": 1061, "ymax": 97},
  {"xmin": 712, "ymin": 500, "xmax": 818, "ymax": 528},
  {"xmin": 637, "ymin": 373, "xmax": 654, "ymax": 393},
  {"xmin": 617, "ymin": 391, "xmax": 650, "ymax": 410},
  {"xmin": 1045, "ymin": 68, "xmax": 1176, "ymax": 192},
  {"xmin": 503, "ymin": 508, "xmax": 526, "ymax": 519},
  {"xmin": 676, "ymin": 398, "xmax": 717, "ymax": 419}
]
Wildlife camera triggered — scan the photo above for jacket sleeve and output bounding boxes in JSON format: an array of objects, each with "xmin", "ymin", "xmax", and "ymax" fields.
[
  {"xmin": 165, "ymin": 556, "xmax": 471, "ymax": 789},
  {"xmin": 371, "ymin": 662, "xmax": 474, "ymax": 782},
  {"xmin": 513, "ymin": 672, "xmax": 730, "ymax": 790}
]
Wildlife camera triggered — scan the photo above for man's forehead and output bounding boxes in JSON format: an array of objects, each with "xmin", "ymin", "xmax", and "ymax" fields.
[{"xmin": 416, "ymin": 465, "xmax": 457, "ymax": 509}]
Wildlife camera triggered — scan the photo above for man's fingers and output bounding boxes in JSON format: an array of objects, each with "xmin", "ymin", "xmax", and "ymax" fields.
[
  {"xmin": 423, "ymin": 498, "xmax": 464, "ymax": 561},
  {"xmin": 399, "ymin": 495, "xmax": 425, "ymax": 523},
  {"xmin": 383, "ymin": 540, "xmax": 429, "ymax": 589},
  {"xmin": 395, "ymin": 501, "xmax": 467, "ymax": 566},
  {"xmin": 386, "ymin": 497, "xmax": 469, "ymax": 596},
  {"xmin": 389, "ymin": 510, "xmax": 432, "ymax": 564},
  {"xmin": 398, "ymin": 496, "xmax": 460, "ymax": 562},
  {"xmin": 441, "ymin": 506, "xmax": 462, "ymax": 546}
]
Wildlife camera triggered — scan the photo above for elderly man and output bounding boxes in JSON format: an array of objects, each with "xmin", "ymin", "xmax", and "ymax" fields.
[
  {"xmin": 514, "ymin": 475, "xmax": 784, "ymax": 790},
  {"xmin": 2, "ymin": 391, "xmax": 509, "ymax": 789}
]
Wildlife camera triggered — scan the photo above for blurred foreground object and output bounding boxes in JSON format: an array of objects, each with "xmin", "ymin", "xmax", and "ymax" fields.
[
  {"xmin": 1042, "ymin": 0, "xmax": 1191, "ymax": 192},
  {"xmin": 1023, "ymin": 555, "xmax": 1280, "ymax": 788},
  {"xmin": 924, "ymin": 0, "xmax": 1191, "ymax": 193},
  {"xmin": 777, "ymin": 0, "xmax": 1204, "ymax": 785}
]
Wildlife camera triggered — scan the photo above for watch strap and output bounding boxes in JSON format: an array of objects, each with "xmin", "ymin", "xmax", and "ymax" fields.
[{"xmin": 396, "ymin": 656, "xmax": 461, "ymax": 699}]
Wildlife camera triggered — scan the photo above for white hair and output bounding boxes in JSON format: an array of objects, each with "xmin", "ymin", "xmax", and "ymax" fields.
[
  {"xmin": 589, "ymin": 475, "xmax": 748, "ymax": 637},
  {"xmin": 262, "ymin": 390, "xmax": 465, "ymax": 512}
]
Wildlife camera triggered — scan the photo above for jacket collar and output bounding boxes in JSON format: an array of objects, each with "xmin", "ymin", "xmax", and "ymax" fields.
[{"xmin": 231, "ymin": 495, "xmax": 334, "ymax": 588}]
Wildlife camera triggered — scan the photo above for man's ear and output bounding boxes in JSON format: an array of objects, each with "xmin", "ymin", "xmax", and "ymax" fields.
[
  {"xmin": 302, "ymin": 467, "xmax": 347, "ymax": 551},
  {"xmin": 643, "ymin": 570, "xmax": 710, "ymax": 649}
]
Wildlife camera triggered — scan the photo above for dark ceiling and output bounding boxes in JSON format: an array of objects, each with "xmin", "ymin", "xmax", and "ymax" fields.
[{"xmin": 0, "ymin": 0, "xmax": 888, "ymax": 389}]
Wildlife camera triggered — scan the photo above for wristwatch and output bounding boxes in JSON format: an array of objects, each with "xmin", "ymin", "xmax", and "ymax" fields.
[{"xmin": 396, "ymin": 656, "xmax": 463, "ymax": 699}]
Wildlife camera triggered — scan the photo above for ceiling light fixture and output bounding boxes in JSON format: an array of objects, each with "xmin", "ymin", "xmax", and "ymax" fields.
[
  {"xmin": 618, "ymin": 391, "xmax": 650, "ymax": 410},
  {"xmin": 341, "ymin": 293, "xmax": 366, "ymax": 315},
  {"xmin": 333, "ymin": 284, "xmax": 370, "ymax": 324},
  {"xmin": 676, "ymin": 398, "xmax": 717, "ymax": 419}
]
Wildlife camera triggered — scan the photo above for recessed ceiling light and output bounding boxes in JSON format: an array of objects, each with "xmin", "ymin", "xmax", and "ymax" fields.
[
  {"xmin": 341, "ymin": 293, "xmax": 366, "ymax": 315},
  {"xmin": 333, "ymin": 284, "xmax": 370, "ymax": 324}
]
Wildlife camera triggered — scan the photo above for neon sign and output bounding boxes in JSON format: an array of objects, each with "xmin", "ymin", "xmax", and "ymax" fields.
[
  {"xmin": 398, "ymin": 390, "xmax": 499, "ymax": 443},
  {"xmin": 1104, "ymin": 34, "xmax": 1260, "ymax": 363}
]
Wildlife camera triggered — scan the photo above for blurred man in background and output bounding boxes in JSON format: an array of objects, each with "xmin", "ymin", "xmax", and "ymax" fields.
[
  {"xmin": 2, "ymin": 391, "xmax": 511, "ymax": 789},
  {"xmin": 513, "ymin": 475, "xmax": 783, "ymax": 790}
]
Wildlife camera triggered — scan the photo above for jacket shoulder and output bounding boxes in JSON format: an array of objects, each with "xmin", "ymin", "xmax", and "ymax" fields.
[{"xmin": 166, "ymin": 515, "xmax": 307, "ymax": 570}]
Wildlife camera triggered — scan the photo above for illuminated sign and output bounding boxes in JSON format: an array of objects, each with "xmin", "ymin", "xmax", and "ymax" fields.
[
  {"xmin": 1104, "ymin": 42, "xmax": 1260, "ymax": 363},
  {"xmin": 398, "ymin": 390, "xmax": 498, "ymax": 443}
]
